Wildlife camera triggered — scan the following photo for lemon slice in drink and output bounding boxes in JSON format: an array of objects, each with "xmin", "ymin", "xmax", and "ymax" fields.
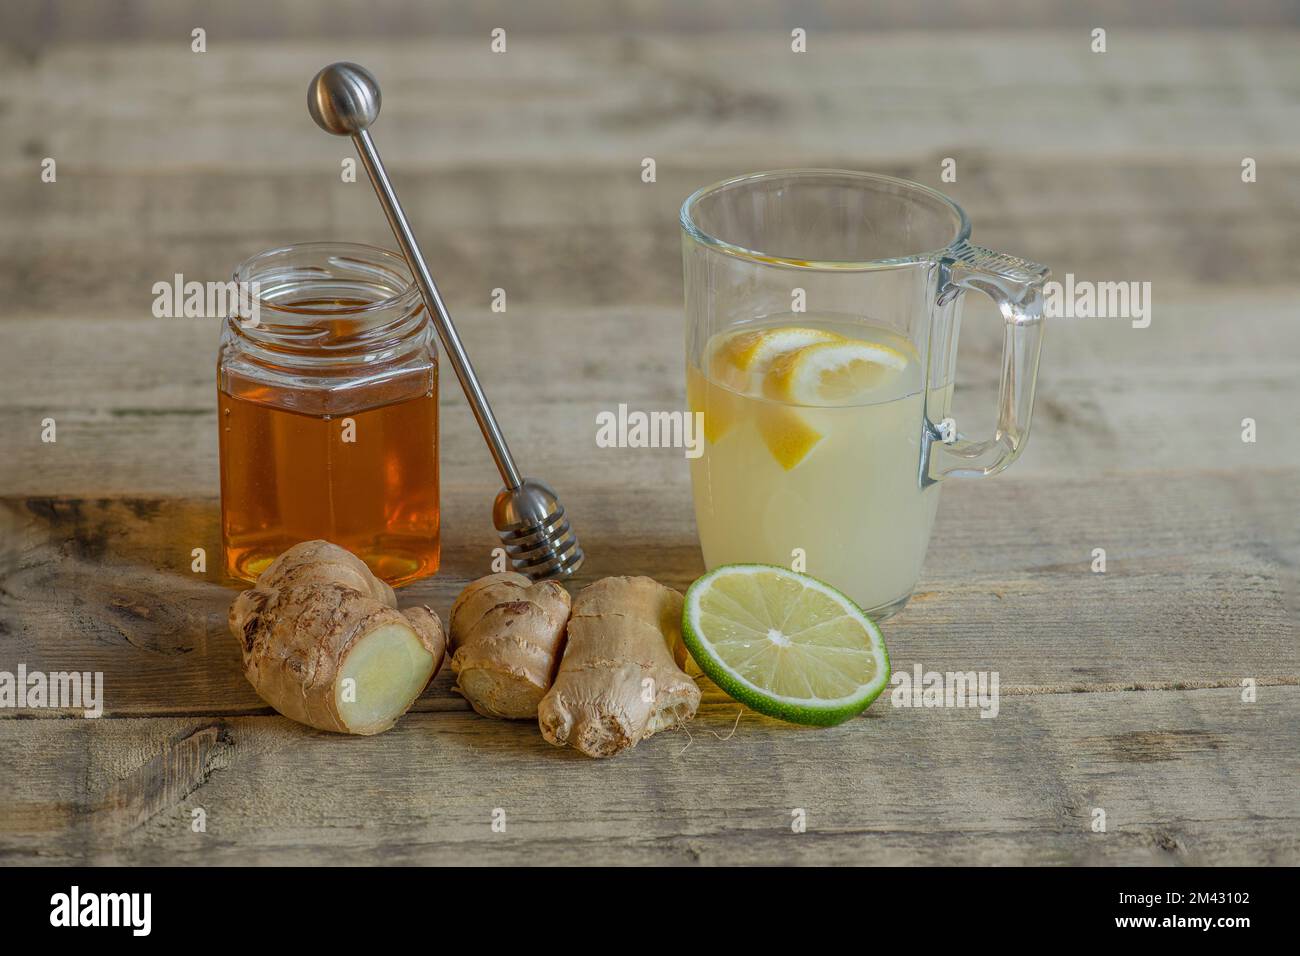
[
  {"xmin": 766, "ymin": 340, "xmax": 907, "ymax": 406},
  {"xmin": 717, "ymin": 326, "xmax": 846, "ymax": 373},
  {"xmin": 682, "ymin": 565, "xmax": 891, "ymax": 726},
  {"xmin": 707, "ymin": 327, "xmax": 846, "ymax": 467}
]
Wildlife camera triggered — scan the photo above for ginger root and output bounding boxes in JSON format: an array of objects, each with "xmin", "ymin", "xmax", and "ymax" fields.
[
  {"xmin": 537, "ymin": 576, "xmax": 700, "ymax": 758},
  {"xmin": 255, "ymin": 538, "xmax": 397, "ymax": 606},
  {"xmin": 449, "ymin": 572, "xmax": 571, "ymax": 719},
  {"xmin": 229, "ymin": 540, "xmax": 446, "ymax": 735}
]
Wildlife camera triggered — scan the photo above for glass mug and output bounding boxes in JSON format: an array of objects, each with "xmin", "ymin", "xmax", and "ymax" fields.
[{"xmin": 681, "ymin": 170, "xmax": 1048, "ymax": 618}]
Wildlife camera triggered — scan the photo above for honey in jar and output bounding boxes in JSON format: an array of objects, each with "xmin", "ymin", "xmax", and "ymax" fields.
[{"xmin": 218, "ymin": 242, "xmax": 439, "ymax": 585}]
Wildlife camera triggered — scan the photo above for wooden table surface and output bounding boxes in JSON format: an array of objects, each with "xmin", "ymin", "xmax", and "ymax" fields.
[{"xmin": 2, "ymin": 2, "xmax": 1297, "ymax": 865}]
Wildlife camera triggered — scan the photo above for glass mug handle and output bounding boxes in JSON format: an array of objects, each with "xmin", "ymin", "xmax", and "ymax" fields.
[{"xmin": 922, "ymin": 240, "xmax": 1050, "ymax": 486}]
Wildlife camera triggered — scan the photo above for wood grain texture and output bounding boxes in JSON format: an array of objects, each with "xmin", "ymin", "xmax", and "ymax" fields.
[
  {"xmin": 6, "ymin": 33, "xmax": 1298, "ymax": 173},
  {"xmin": 1, "ymin": 13, "xmax": 1298, "ymax": 865},
  {"xmin": 0, "ymin": 466, "xmax": 1295, "ymax": 720},
  {"xmin": 2, "ymin": 294, "xmax": 1298, "ymax": 496},
  {"xmin": 1, "ymin": 688, "xmax": 1295, "ymax": 865},
  {"xmin": 4, "ymin": 33, "xmax": 1299, "ymax": 318},
  {"xmin": 8, "ymin": 0, "xmax": 1297, "ymax": 49},
  {"xmin": 4, "ymin": 162, "xmax": 1300, "ymax": 317}
]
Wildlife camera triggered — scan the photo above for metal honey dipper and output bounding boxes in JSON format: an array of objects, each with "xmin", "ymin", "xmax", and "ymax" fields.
[{"xmin": 308, "ymin": 62, "xmax": 584, "ymax": 580}]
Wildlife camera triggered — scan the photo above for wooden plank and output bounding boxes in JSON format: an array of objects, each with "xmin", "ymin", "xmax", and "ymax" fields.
[
  {"xmin": 4, "ymin": 34, "xmax": 1296, "ymax": 316},
  {"xmin": 1, "ymin": 687, "xmax": 1295, "ymax": 865},
  {"xmin": 1, "ymin": 462, "xmax": 1294, "ymax": 720},
  {"xmin": 3, "ymin": 159, "xmax": 1298, "ymax": 317},
  {"xmin": 4, "ymin": 34, "xmax": 1299, "ymax": 179},
  {"xmin": 1, "ymin": 294, "xmax": 1297, "ymax": 496},
  {"xmin": 9, "ymin": 0, "xmax": 1295, "ymax": 48}
]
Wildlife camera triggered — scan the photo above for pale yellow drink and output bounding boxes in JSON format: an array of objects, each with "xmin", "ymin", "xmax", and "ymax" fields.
[{"xmin": 688, "ymin": 316, "xmax": 948, "ymax": 616}]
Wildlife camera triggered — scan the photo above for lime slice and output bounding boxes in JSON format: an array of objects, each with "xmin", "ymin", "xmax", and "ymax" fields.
[
  {"xmin": 682, "ymin": 565, "xmax": 890, "ymax": 726},
  {"xmin": 765, "ymin": 340, "xmax": 907, "ymax": 406}
]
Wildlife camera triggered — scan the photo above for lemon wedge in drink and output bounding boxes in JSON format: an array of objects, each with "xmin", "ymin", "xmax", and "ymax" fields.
[
  {"xmin": 766, "ymin": 340, "xmax": 908, "ymax": 406},
  {"xmin": 687, "ymin": 364, "xmax": 741, "ymax": 444},
  {"xmin": 755, "ymin": 405, "xmax": 824, "ymax": 470},
  {"xmin": 681, "ymin": 565, "xmax": 890, "ymax": 726}
]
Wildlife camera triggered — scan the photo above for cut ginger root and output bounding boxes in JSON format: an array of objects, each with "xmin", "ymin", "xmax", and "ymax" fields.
[
  {"xmin": 449, "ymin": 572, "xmax": 571, "ymax": 719},
  {"xmin": 228, "ymin": 540, "xmax": 446, "ymax": 735},
  {"xmin": 537, "ymin": 576, "xmax": 701, "ymax": 758}
]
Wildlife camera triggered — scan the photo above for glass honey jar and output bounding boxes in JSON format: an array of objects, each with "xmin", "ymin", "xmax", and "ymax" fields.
[{"xmin": 218, "ymin": 242, "xmax": 439, "ymax": 585}]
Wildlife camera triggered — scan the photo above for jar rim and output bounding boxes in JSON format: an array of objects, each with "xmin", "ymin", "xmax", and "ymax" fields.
[{"xmin": 232, "ymin": 241, "xmax": 420, "ymax": 317}]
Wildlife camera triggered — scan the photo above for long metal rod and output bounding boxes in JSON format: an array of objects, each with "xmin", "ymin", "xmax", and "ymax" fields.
[{"xmin": 352, "ymin": 128, "xmax": 523, "ymax": 491}]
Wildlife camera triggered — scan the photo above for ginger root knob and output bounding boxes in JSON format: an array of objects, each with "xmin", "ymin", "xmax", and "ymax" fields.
[
  {"xmin": 229, "ymin": 540, "xmax": 445, "ymax": 735},
  {"xmin": 449, "ymin": 572, "xmax": 571, "ymax": 719},
  {"xmin": 537, "ymin": 576, "xmax": 701, "ymax": 758}
]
